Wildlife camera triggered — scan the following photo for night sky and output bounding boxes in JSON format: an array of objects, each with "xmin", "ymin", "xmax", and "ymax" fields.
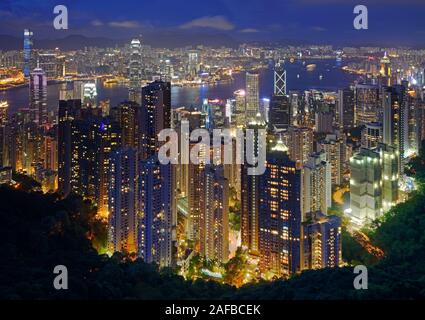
[{"xmin": 0, "ymin": 0, "xmax": 424, "ymax": 46}]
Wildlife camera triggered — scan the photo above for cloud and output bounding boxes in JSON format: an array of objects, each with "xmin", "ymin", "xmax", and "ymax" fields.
[
  {"xmin": 297, "ymin": 0, "xmax": 424, "ymax": 4},
  {"xmin": 91, "ymin": 19, "xmax": 104, "ymax": 27},
  {"xmin": 0, "ymin": 10, "xmax": 13, "ymax": 17},
  {"xmin": 180, "ymin": 15, "xmax": 235, "ymax": 31},
  {"xmin": 311, "ymin": 26, "xmax": 326, "ymax": 32},
  {"xmin": 108, "ymin": 20, "xmax": 140, "ymax": 28},
  {"xmin": 240, "ymin": 28, "xmax": 259, "ymax": 33}
]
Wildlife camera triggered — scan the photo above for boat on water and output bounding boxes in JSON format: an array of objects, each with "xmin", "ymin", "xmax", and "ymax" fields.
[{"xmin": 306, "ymin": 64, "xmax": 317, "ymax": 71}]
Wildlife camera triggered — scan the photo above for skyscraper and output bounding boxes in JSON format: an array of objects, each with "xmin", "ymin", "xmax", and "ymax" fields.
[
  {"xmin": 349, "ymin": 148, "xmax": 382, "ymax": 227},
  {"xmin": 245, "ymin": 72, "xmax": 260, "ymax": 120},
  {"xmin": 302, "ymin": 211, "xmax": 342, "ymax": 270},
  {"xmin": 29, "ymin": 68, "xmax": 48, "ymax": 126},
  {"xmin": 233, "ymin": 89, "xmax": 246, "ymax": 127},
  {"xmin": 139, "ymin": 156, "xmax": 173, "ymax": 267},
  {"xmin": 362, "ymin": 122, "xmax": 383, "ymax": 149},
  {"xmin": 108, "ymin": 147, "xmax": 138, "ymax": 254},
  {"xmin": 318, "ymin": 134, "xmax": 345, "ymax": 187},
  {"xmin": 380, "ymin": 52, "xmax": 391, "ymax": 87},
  {"xmin": 241, "ymin": 119, "xmax": 267, "ymax": 255},
  {"xmin": 281, "ymin": 127, "xmax": 314, "ymax": 170},
  {"xmin": 201, "ymin": 165, "xmax": 229, "ymax": 263},
  {"xmin": 348, "ymin": 143, "xmax": 399, "ymax": 228},
  {"xmin": 116, "ymin": 101, "xmax": 140, "ymax": 150},
  {"xmin": 58, "ymin": 99, "xmax": 82, "ymax": 197},
  {"xmin": 337, "ymin": 88, "xmax": 355, "ymax": 130},
  {"xmin": 273, "ymin": 61, "xmax": 286, "ymax": 96},
  {"xmin": 383, "ymin": 84, "xmax": 409, "ymax": 174},
  {"xmin": 269, "ymin": 63, "xmax": 290, "ymax": 130},
  {"xmin": 301, "ymin": 152, "xmax": 332, "ymax": 218},
  {"xmin": 0, "ymin": 101, "xmax": 8, "ymax": 167},
  {"xmin": 23, "ymin": 29, "xmax": 34, "ymax": 78},
  {"xmin": 258, "ymin": 140, "xmax": 302, "ymax": 277},
  {"xmin": 187, "ymin": 50, "xmax": 200, "ymax": 79},
  {"xmin": 129, "ymin": 39, "xmax": 142, "ymax": 104},
  {"xmin": 140, "ymin": 80, "xmax": 171, "ymax": 159},
  {"xmin": 355, "ymin": 84, "xmax": 380, "ymax": 126}
]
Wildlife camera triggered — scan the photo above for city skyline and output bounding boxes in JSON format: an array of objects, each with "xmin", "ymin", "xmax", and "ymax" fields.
[{"xmin": 1, "ymin": 0, "xmax": 425, "ymax": 304}]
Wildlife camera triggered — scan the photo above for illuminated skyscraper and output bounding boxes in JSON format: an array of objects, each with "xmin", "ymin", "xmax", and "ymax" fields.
[
  {"xmin": 273, "ymin": 61, "xmax": 286, "ymax": 96},
  {"xmin": 269, "ymin": 63, "xmax": 290, "ymax": 130},
  {"xmin": 302, "ymin": 211, "xmax": 342, "ymax": 270},
  {"xmin": 129, "ymin": 39, "xmax": 142, "ymax": 104},
  {"xmin": 362, "ymin": 122, "xmax": 383, "ymax": 149},
  {"xmin": 315, "ymin": 111, "xmax": 334, "ymax": 134},
  {"xmin": 348, "ymin": 144, "xmax": 399, "ymax": 228},
  {"xmin": 318, "ymin": 134, "xmax": 345, "ymax": 187},
  {"xmin": 355, "ymin": 84, "xmax": 380, "ymax": 126},
  {"xmin": 116, "ymin": 101, "xmax": 140, "ymax": 150},
  {"xmin": 23, "ymin": 29, "xmax": 34, "ymax": 78},
  {"xmin": 0, "ymin": 101, "xmax": 8, "ymax": 167},
  {"xmin": 337, "ymin": 88, "xmax": 355, "ymax": 130},
  {"xmin": 233, "ymin": 89, "xmax": 246, "ymax": 127},
  {"xmin": 241, "ymin": 118, "xmax": 267, "ymax": 255},
  {"xmin": 139, "ymin": 156, "xmax": 173, "ymax": 267},
  {"xmin": 81, "ymin": 82, "xmax": 98, "ymax": 108},
  {"xmin": 140, "ymin": 80, "xmax": 171, "ymax": 159},
  {"xmin": 282, "ymin": 127, "xmax": 314, "ymax": 170},
  {"xmin": 187, "ymin": 50, "xmax": 200, "ymax": 79},
  {"xmin": 38, "ymin": 52, "xmax": 58, "ymax": 79},
  {"xmin": 349, "ymin": 148, "xmax": 382, "ymax": 227},
  {"xmin": 380, "ymin": 52, "xmax": 391, "ymax": 87},
  {"xmin": 245, "ymin": 72, "xmax": 260, "ymax": 120},
  {"xmin": 201, "ymin": 165, "xmax": 229, "ymax": 263},
  {"xmin": 383, "ymin": 84, "xmax": 408, "ymax": 173},
  {"xmin": 108, "ymin": 147, "xmax": 138, "ymax": 254},
  {"xmin": 29, "ymin": 68, "xmax": 48, "ymax": 125},
  {"xmin": 58, "ymin": 99, "xmax": 81, "ymax": 197},
  {"xmin": 301, "ymin": 152, "xmax": 332, "ymax": 218},
  {"xmin": 259, "ymin": 140, "xmax": 301, "ymax": 277}
]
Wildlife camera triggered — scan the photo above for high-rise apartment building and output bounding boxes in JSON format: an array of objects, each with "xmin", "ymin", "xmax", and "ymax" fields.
[
  {"xmin": 302, "ymin": 152, "xmax": 332, "ymax": 218},
  {"xmin": 140, "ymin": 80, "xmax": 171, "ymax": 159},
  {"xmin": 201, "ymin": 165, "xmax": 229, "ymax": 263},
  {"xmin": 258, "ymin": 141, "xmax": 302, "ymax": 277},
  {"xmin": 302, "ymin": 211, "xmax": 342, "ymax": 270},
  {"xmin": 108, "ymin": 147, "xmax": 138, "ymax": 254}
]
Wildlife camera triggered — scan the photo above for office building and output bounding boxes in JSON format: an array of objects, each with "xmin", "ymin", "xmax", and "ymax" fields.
[
  {"xmin": 129, "ymin": 39, "xmax": 142, "ymax": 104},
  {"xmin": 29, "ymin": 68, "xmax": 48, "ymax": 125},
  {"xmin": 355, "ymin": 84, "xmax": 380, "ymax": 126},
  {"xmin": 362, "ymin": 122, "xmax": 383, "ymax": 149},
  {"xmin": 245, "ymin": 72, "xmax": 260, "ymax": 120},
  {"xmin": 23, "ymin": 29, "xmax": 34, "ymax": 78}
]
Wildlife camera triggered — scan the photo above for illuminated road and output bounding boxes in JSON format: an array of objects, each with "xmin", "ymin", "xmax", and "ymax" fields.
[{"xmin": 352, "ymin": 231, "xmax": 385, "ymax": 259}]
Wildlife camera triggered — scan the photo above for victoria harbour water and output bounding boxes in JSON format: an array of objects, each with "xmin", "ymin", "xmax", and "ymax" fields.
[{"xmin": 1, "ymin": 59, "xmax": 359, "ymax": 115}]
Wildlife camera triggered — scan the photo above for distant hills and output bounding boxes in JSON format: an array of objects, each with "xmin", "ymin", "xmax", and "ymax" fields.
[{"xmin": 0, "ymin": 32, "xmax": 239, "ymax": 50}]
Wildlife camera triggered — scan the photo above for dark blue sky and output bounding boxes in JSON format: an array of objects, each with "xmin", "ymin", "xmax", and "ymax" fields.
[{"xmin": 0, "ymin": 0, "xmax": 424, "ymax": 46}]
